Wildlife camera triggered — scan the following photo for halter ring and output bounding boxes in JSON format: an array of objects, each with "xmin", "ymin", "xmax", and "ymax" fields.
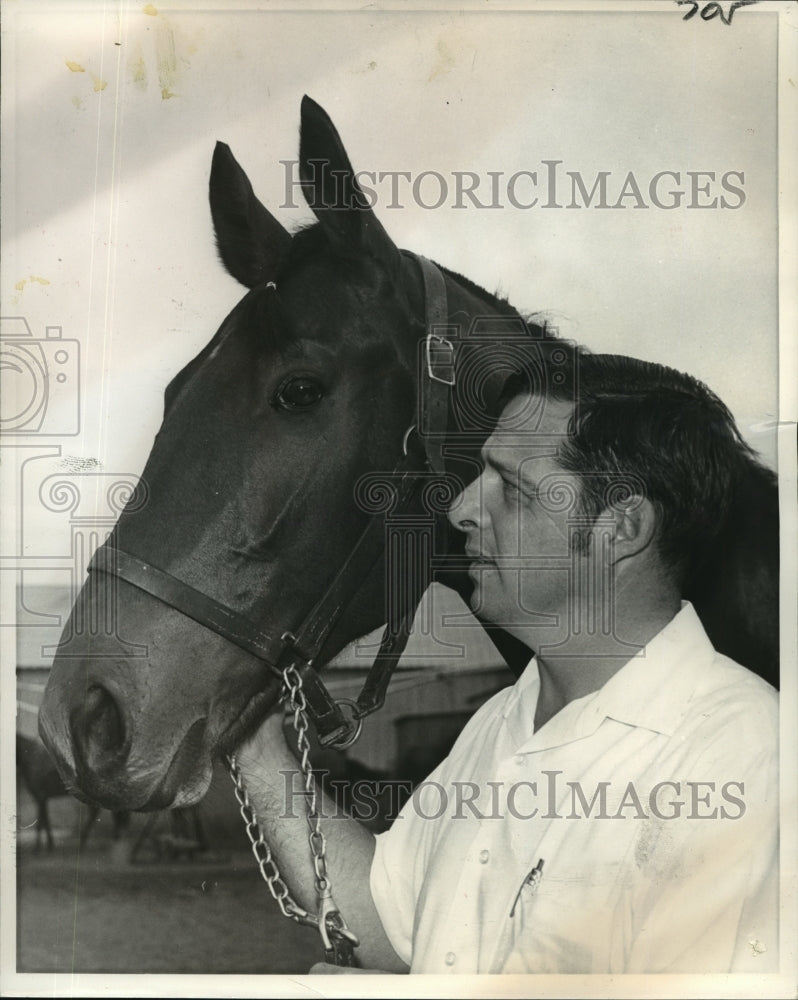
[
  {"xmin": 402, "ymin": 424, "xmax": 417, "ymax": 457},
  {"xmin": 324, "ymin": 698, "xmax": 364, "ymax": 750}
]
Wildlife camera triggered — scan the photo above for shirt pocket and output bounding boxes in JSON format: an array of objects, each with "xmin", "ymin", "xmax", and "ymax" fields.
[{"xmin": 490, "ymin": 820, "xmax": 641, "ymax": 974}]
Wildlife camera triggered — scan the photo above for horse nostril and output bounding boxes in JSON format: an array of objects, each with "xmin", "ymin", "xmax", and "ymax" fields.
[{"xmin": 76, "ymin": 684, "xmax": 127, "ymax": 763}]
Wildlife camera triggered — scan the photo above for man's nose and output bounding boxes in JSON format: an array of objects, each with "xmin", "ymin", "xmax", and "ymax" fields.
[{"xmin": 448, "ymin": 476, "xmax": 481, "ymax": 532}]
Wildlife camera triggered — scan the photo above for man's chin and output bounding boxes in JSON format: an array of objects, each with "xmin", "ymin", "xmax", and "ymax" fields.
[{"xmin": 468, "ymin": 585, "xmax": 500, "ymax": 623}]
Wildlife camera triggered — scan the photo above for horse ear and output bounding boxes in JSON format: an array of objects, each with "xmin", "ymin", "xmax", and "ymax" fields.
[
  {"xmin": 299, "ymin": 95, "xmax": 401, "ymax": 275},
  {"xmin": 210, "ymin": 142, "xmax": 290, "ymax": 288}
]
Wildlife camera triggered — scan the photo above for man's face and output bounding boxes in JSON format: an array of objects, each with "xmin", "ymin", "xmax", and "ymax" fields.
[{"xmin": 448, "ymin": 393, "xmax": 589, "ymax": 642}]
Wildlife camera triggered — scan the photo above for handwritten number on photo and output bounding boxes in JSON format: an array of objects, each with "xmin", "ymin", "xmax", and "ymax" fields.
[{"xmin": 676, "ymin": 1, "xmax": 763, "ymax": 25}]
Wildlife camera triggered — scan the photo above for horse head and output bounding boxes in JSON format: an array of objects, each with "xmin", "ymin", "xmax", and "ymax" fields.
[{"xmin": 38, "ymin": 97, "xmax": 531, "ymax": 811}]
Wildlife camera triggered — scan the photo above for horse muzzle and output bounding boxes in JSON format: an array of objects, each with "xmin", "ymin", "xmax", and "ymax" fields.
[
  {"xmin": 37, "ymin": 579, "xmax": 275, "ymax": 811},
  {"xmin": 39, "ymin": 662, "xmax": 211, "ymax": 811}
]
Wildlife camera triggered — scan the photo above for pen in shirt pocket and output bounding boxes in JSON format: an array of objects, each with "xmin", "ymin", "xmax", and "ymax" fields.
[{"xmin": 510, "ymin": 858, "xmax": 545, "ymax": 917}]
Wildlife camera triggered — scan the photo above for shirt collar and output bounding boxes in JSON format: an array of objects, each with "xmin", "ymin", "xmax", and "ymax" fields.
[
  {"xmin": 503, "ymin": 602, "xmax": 715, "ymax": 740},
  {"xmin": 591, "ymin": 601, "xmax": 717, "ymax": 735}
]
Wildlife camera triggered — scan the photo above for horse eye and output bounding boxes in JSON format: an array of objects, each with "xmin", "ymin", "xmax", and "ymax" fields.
[{"xmin": 274, "ymin": 375, "xmax": 324, "ymax": 411}]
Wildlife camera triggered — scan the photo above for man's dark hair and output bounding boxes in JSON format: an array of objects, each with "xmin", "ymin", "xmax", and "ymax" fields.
[{"xmin": 502, "ymin": 351, "xmax": 760, "ymax": 585}]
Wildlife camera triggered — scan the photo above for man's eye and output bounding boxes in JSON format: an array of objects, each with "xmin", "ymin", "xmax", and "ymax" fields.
[{"xmin": 503, "ymin": 476, "xmax": 538, "ymax": 503}]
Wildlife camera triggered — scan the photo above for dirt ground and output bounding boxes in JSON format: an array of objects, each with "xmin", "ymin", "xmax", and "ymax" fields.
[
  {"xmin": 12, "ymin": 729, "xmax": 422, "ymax": 978},
  {"xmin": 15, "ymin": 798, "xmax": 329, "ymax": 976}
]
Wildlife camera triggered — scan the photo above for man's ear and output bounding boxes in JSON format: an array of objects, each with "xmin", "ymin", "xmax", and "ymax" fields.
[{"xmin": 608, "ymin": 495, "xmax": 658, "ymax": 564}]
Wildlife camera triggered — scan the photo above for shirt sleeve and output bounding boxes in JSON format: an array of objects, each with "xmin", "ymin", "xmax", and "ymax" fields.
[
  {"xmin": 369, "ymin": 758, "xmax": 451, "ymax": 966},
  {"xmin": 368, "ymin": 686, "xmax": 514, "ymax": 967}
]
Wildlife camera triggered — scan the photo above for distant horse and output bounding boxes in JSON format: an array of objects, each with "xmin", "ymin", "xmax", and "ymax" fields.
[
  {"xmin": 38, "ymin": 97, "xmax": 778, "ymax": 815},
  {"xmin": 16, "ymin": 734, "xmax": 129, "ymax": 850}
]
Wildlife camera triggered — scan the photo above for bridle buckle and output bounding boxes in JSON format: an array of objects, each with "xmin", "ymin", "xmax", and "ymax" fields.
[{"xmin": 425, "ymin": 331, "xmax": 456, "ymax": 386}]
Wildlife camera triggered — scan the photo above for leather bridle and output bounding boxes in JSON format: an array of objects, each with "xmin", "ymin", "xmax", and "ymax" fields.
[{"xmin": 87, "ymin": 255, "xmax": 456, "ymax": 748}]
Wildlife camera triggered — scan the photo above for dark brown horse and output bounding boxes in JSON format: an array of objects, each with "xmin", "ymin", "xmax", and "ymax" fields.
[
  {"xmin": 16, "ymin": 734, "xmax": 129, "ymax": 850},
  {"xmin": 38, "ymin": 97, "xmax": 778, "ymax": 814}
]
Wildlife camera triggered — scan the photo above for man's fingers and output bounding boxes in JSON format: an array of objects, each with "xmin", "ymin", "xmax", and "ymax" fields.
[{"xmin": 308, "ymin": 962, "xmax": 393, "ymax": 975}]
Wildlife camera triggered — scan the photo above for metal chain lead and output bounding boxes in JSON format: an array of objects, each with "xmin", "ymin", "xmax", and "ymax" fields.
[
  {"xmin": 227, "ymin": 662, "xmax": 359, "ymax": 961},
  {"xmin": 281, "ymin": 663, "xmax": 331, "ymax": 895},
  {"xmin": 227, "ymin": 753, "xmax": 311, "ymax": 923}
]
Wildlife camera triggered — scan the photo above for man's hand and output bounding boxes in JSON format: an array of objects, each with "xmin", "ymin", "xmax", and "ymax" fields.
[{"xmin": 309, "ymin": 962, "xmax": 395, "ymax": 974}]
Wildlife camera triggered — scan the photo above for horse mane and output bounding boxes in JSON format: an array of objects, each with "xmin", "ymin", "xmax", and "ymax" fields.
[
  {"xmin": 685, "ymin": 457, "xmax": 779, "ymax": 688},
  {"xmin": 434, "ymin": 263, "xmax": 516, "ymax": 317},
  {"xmin": 285, "ymin": 222, "xmax": 552, "ymax": 336},
  {"xmin": 436, "ymin": 263, "xmax": 562, "ymax": 350}
]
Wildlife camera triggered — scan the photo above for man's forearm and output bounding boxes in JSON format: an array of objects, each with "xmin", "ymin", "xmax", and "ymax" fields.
[{"xmin": 235, "ymin": 713, "xmax": 408, "ymax": 973}]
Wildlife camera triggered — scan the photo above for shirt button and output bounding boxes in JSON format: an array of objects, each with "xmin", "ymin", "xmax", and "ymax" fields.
[
  {"xmin": 514, "ymin": 754, "xmax": 525, "ymax": 765},
  {"xmin": 479, "ymin": 849, "xmax": 490, "ymax": 864},
  {"xmin": 445, "ymin": 952, "xmax": 456, "ymax": 966}
]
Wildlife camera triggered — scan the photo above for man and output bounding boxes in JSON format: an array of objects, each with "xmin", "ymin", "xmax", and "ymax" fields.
[{"xmin": 236, "ymin": 353, "xmax": 778, "ymax": 974}]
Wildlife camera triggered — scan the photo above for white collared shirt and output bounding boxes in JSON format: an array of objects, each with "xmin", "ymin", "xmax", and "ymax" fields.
[{"xmin": 370, "ymin": 603, "xmax": 779, "ymax": 974}]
